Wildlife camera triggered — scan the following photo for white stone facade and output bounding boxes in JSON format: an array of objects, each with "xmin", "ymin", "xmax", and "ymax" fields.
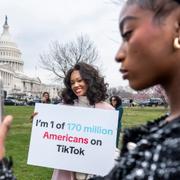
[{"xmin": 0, "ymin": 16, "xmax": 60, "ymax": 99}]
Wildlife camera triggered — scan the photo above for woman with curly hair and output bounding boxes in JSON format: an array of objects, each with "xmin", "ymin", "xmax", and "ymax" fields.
[
  {"xmin": 61, "ymin": 62, "xmax": 111, "ymax": 107},
  {"xmin": 51, "ymin": 62, "xmax": 114, "ymax": 180}
]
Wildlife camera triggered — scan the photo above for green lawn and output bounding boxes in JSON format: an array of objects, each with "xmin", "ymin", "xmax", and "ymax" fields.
[
  {"xmin": 5, "ymin": 106, "xmax": 52, "ymax": 180},
  {"xmin": 4, "ymin": 106, "xmax": 168, "ymax": 180},
  {"xmin": 122, "ymin": 106, "xmax": 168, "ymax": 128}
]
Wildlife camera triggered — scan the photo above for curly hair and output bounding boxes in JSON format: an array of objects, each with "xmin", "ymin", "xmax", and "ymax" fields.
[{"xmin": 62, "ymin": 62, "xmax": 108, "ymax": 105}]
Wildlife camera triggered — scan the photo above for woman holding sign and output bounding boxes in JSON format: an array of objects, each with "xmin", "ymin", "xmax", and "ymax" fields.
[{"xmin": 51, "ymin": 62, "xmax": 115, "ymax": 180}]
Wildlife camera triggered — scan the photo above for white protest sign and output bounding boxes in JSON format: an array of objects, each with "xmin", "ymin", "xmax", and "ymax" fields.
[{"xmin": 27, "ymin": 103, "xmax": 118, "ymax": 176}]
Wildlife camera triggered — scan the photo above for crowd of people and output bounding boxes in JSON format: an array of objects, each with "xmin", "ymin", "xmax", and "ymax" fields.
[{"xmin": 1, "ymin": 0, "xmax": 180, "ymax": 179}]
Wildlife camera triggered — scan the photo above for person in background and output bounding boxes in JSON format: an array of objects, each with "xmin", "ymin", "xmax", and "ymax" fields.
[
  {"xmin": 41, "ymin": 91, "xmax": 51, "ymax": 104},
  {"xmin": 0, "ymin": 115, "xmax": 16, "ymax": 180},
  {"xmin": 29, "ymin": 92, "xmax": 51, "ymax": 121},
  {"xmin": 109, "ymin": 96, "xmax": 123, "ymax": 148},
  {"xmin": 89, "ymin": 0, "xmax": 180, "ymax": 179},
  {"xmin": 51, "ymin": 62, "xmax": 115, "ymax": 180},
  {"xmin": 129, "ymin": 98, "xmax": 133, "ymax": 107}
]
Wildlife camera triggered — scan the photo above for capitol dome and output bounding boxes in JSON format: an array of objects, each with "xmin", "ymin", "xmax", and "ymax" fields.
[
  {"xmin": 0, "ymin": 16, "xmax": 24, "ymax": 72},
  {"xmin": 0, "ymin": 16, "xmax": 59, "ymax": 99}
]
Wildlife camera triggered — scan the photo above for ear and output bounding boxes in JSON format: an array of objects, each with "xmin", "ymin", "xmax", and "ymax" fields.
[
  {"xmin": 173, "ymin": 9, "xmax": 180, "ymax": 49},
  {"xmin": 174, "ymin": 8, "xmax": 180, "ymax": 37}
]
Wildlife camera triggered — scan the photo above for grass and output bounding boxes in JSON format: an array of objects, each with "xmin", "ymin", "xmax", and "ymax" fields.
[
  {"xmin": 4, "ymin": 106, "xmax": 168, "ymax": 180},
  {"xmin": 5, "ymin": 106, "xmax": 52, "ymax": 180},
  {"xmin": 122, "ymin": 106, "xmax": 168, "ymax": 128}
]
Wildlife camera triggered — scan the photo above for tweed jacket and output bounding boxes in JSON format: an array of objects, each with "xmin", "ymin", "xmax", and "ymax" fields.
[{"xmin": 90, "ymin": 115, "xmax": 180, "ymax": 180}]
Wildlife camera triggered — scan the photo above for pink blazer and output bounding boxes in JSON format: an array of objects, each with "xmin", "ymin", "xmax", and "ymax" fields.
[{"xmin": 51, "ymin": 102, "xmax": 114, "ymax": 180}]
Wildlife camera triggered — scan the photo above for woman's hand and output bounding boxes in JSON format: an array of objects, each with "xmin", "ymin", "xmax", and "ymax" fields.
[
  {"xmin": 0, "ymin": 115, "xmax": 13, "ymax": 160},
  {"xmin": 30, "ymin": 112, "xmax": 38, "ymax": 122}
]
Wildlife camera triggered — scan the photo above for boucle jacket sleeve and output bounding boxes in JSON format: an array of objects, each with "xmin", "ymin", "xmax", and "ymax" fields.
[{"xmin": 89, "ymin": 116, "xmax": 180, "ymax": 180}]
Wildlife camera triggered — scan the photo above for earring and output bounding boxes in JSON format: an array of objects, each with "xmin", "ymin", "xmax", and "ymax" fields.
[{"xmin": 174, "ymin": 37, "xmax": 180, "ymax": 49}]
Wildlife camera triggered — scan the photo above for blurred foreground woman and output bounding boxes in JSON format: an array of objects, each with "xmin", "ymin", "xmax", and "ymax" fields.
[{"xmin": 90, "ymin": 0, "xmax": 180, "ymax": 179}]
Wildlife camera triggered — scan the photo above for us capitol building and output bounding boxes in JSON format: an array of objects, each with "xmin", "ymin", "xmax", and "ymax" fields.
[{"xmin": 0, "ymin": 16, "xmax": 60, "ymax": 99}]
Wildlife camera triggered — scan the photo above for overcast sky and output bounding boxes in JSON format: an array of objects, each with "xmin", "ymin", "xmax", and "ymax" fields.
[{"xmin": 0, "ymin": 0, "xmax": 129, "ymax": 88}]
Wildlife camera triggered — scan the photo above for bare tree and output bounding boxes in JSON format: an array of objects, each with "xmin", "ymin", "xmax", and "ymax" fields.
[
  {"xmin": 108, "ymin": 86, "xmax": 133, "ymax": 99},
  {"xmin": 40, "ymin": 35, "xmax": 99, "ymax": 81}
]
